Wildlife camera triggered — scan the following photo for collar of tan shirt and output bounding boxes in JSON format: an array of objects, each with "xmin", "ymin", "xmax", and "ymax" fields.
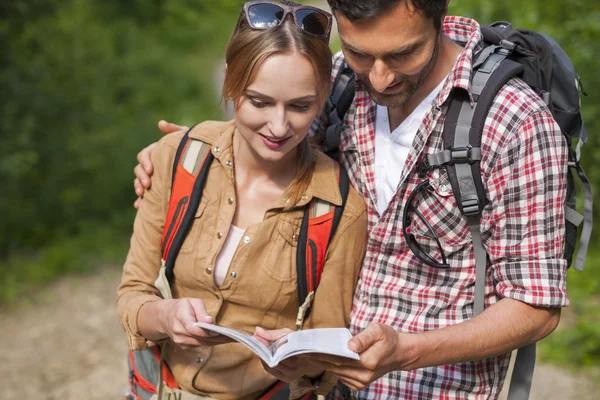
[{"xmin": 188, "ymin": 120, "xmax": 344, "ymax": 208}]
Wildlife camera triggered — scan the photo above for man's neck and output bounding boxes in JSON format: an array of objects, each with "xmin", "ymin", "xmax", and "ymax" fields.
[{"xmin": 388, "ymin": 34, "xmax": 463, "ymax": 131}]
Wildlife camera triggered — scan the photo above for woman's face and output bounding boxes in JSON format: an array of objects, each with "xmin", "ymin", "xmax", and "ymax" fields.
[{"xmin": 234, "ymin": 52, "xmax": 320, "ymax": 165}]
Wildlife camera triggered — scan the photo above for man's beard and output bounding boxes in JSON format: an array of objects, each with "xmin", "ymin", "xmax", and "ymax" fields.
[{"xmin": 360, "ymin": 38, "xmax": 440, "ymax": 108}]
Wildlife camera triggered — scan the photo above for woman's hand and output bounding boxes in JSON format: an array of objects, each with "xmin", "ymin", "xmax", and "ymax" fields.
[
  {"xmin": 140, "ymin": 298, "xmax": 231, "ymax": 349},
  {"xmin": 254, "ymin": 327, "xmax": 324, "ymax": 382}
]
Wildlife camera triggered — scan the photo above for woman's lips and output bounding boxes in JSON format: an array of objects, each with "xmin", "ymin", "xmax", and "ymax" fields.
[{"xmin": 260, "ymin": 134, "xmax": 291, "ymax": 150}]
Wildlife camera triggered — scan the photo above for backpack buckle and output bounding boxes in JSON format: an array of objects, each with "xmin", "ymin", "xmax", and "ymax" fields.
[
  {"xmin": 499, "ymin": 39, "xmax": 516, "ymax": 52},
  {"xmin": 461, "ymin": 196, "xmax": 481, "ymax": 217},
  {"xmin": 448, "ymin": 146, "xmax": 481, "ymax": 165}
]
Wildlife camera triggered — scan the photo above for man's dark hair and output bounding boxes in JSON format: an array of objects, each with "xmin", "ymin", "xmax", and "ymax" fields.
[{"xmin": 327, "ymin": 0, "xmax": 447, "ymax": 30}]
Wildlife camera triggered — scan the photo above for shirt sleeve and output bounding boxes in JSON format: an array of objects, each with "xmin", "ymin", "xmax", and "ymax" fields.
[
  {"xmin": 116, "ymin": 134, "xmax": 181, "ymax": 350},
  {"xmin": 483, "ymin": 110, "xmax": 569, "ymax": 308},
  {"xmin": 289, "ymin": 189, "xmax": 368, "ymax": 398}
]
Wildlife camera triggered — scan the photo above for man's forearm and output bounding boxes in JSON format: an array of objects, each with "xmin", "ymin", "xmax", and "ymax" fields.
[{"xmin": 400, "ymin": 298, "xmax": 561, "ymax": 371}]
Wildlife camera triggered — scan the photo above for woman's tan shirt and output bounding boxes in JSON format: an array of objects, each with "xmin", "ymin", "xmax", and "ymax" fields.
[{"xmin": 117, "ymin": 121, "xmax": 367, "ymax": 400}]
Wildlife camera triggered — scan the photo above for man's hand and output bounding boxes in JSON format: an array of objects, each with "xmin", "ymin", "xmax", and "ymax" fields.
[
  {"xmin": 254, "ymin": 327, "xmax": 324, "ymax": 382},
  {"xmin": 308, "ymin": 323, "xmax": 414, "ymax": 391},
  {"xmin": 133, "ymin": 120, "xmax": 188, "ymax": 208}
]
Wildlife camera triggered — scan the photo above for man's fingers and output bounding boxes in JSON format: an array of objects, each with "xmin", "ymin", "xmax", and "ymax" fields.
[
  {"xmin": 134, "ymin": 197, "xmax": 141, "ymax": 209},
  {"xmin": 158, "ymin": 120, "xmax": 188, "ymax": 135},
  {"xmin": 134, "ymin": 178, "xmax": 144, "ymax": 196},
  {"xmin": 348, "ymin": 324, "xmax": 382, "ymax": 353},
  {"xmin": 134, "ymin": 164, "xmax": 151, "ymax": 189},
  {"xmin": 137, "ymin": 142, "xmax": 156, "ymax": 175}
]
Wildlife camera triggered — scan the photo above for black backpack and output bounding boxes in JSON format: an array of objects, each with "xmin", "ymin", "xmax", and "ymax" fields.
[{"xmin": 322, "ymin": 21, "xmax": 592, "ymax": 400}]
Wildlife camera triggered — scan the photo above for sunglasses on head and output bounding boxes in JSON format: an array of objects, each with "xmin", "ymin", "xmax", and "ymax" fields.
[{"xmin": 236, "ymin": 1, "xmax": 332, "ymax": 41}]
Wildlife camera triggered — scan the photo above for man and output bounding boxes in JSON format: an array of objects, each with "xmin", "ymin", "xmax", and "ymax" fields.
[{"xmin": 133, "ymin": 1, "xmax": 568, "ymax": 398}]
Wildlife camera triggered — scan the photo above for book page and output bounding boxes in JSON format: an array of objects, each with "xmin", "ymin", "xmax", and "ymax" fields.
[
  {"xmin": 193, "ymin": 321, "xmax": 273, "ymax": 365},
  {"xmin": 272, "ymin": 328, "xmax": 360, "ymax": 364},
  {"xmin": 194, "ymin": 323, "xmax": 360, "ymax": 368}
]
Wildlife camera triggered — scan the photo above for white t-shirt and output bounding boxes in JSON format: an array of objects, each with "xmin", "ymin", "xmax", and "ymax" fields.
[
  {"xmin": 214, "ymin": 225, "xmax": 245, "ymax": 288},
  {"xmin": 374, "ymin": 78, "xmax": 446, "ymax": 214}
]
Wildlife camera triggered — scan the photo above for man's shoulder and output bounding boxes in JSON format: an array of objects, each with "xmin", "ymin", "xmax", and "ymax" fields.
[{"xmin": 491, "ymin": 77, "xmax": 554, "ymax": 128}]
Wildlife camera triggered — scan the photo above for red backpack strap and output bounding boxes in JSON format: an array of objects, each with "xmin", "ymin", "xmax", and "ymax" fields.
[
  {"xmin": 296, "ymin": 162, "xmax": 350, "ymax": 329},
  {"xmin": 160, "ymin": 126, "xmax": 213, "ymax": 283}
]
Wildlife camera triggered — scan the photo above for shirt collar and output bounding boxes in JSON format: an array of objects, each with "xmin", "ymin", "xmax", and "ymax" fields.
[
  {"xmin": 434, "ymin": 16, "xmax": 484, "ymax": 108},
  {"xmin": 189, "ymin": 120, "xmax": 342, "ymax": 207}
]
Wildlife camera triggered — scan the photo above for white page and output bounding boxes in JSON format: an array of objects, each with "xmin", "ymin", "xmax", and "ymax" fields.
[
  {"xmin": 194, "ymin": 321, "xmax": 273, "ymax": 365},
  {"xmin": 194, "ymin": 322, "xmax": 360, "ymax": 368},
  {"xmin": 271, "ymin": 328, "xmax": 360, "ymax": 365}
]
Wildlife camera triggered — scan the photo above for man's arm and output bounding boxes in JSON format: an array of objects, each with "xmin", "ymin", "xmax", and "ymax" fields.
[
  {"xmin": 133, "ymin": 120, "xmax": 188, "ymax": 208},
  {"xmin": 311, "ymin": 298, "xmax": 559, "ymax": 391}
]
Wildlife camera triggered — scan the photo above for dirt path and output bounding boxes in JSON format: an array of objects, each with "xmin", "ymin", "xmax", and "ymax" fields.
[{"xmin": 0, "ymin": 266, "xmax": 597, "ymax": 400}]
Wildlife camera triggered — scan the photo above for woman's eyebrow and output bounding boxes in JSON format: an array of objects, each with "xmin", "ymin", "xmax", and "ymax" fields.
[{"xmin": 245, "ymin": 90, "xmax": 317, "ymax": 102}]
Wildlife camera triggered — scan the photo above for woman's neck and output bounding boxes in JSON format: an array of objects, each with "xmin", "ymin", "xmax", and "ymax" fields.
[{"xmin": 232, "ymin": 130, "xmax": 297, "ymax": 189}]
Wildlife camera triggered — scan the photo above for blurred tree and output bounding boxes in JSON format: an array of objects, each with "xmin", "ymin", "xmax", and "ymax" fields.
[{"xmin": 0, "ymin": 0, "xmax": 243, "ymax": 255}]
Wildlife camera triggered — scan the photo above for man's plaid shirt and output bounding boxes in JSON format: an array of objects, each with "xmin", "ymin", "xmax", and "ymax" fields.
[{"xmin": 312, "ymin": 17, "xmax": 570, "ymax": 399}]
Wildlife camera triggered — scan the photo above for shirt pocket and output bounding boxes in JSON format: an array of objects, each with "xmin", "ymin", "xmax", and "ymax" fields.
[
  {"xmin": 178, "ymin": 195, "xmax": 210, "ymax": 253},
  {"xmin": 258, "ymin": 217, "xmax": 299, "ymax": 282},
  {"xmin": 407, "ymin": 169, "xmax": 472, "ymax": 251}
]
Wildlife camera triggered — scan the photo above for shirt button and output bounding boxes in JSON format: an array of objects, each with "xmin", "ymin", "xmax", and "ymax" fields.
[
  {"xmin": 292, "ymin": 234, "xmax": 298, "ymax": 241},
  {"xmin": 196, "ymin": 357, "xmax": 204, "ymax": 363},
  {"xmin": 301, "ymin": 195, "xmax": 308, "ymax": 200},
  {"xmin": 213, "ymin": 146, "xmax": 220, "ymax": 153},
  {"xmin": 243, "ymin": 236, "xmax": 251, "ymax": 244},
  {"xmin": 205, "ymin": 267, "xmax": 212, "ymax": 275},
  {"xmin": 230, "ymin": 272, "xmax": 237, "ymax": 278},
  {"xmin": 227, "ymin": 197, "xmax": 234, "ymax": 205},
  {"xmin": 217, "ymin": 232, "xmax": 223, "ymax": 239},
  {"xmin": 226, "ymin": 160, "xmax": 233, "ymax": 167}
]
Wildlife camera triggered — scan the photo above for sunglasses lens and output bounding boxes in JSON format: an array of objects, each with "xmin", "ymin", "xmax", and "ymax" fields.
[
  {"xmin": 295, "ymin": 9, "xmax": 329, "ymax": 36},
  {"xmin": 247, "ymin": 4, "xmax": 284, "ymax": 29}
]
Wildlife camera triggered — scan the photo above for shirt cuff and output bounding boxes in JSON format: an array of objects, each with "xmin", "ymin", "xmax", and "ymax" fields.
[
  {"xmin": 289, "ymin": 371, "xmax": 338, "ymax": 399},
  {"xmin": 493, "ymin": 259, "xmax": 569, "ymax": 307},
  {"xmin": 121, "ymin": 293, "xmax": 163, "ymax": 350}
]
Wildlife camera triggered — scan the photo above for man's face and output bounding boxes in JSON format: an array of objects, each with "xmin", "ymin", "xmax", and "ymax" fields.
[{"xmin": 335, "ymin": 1, "xmax": 441, "ymax": 107}]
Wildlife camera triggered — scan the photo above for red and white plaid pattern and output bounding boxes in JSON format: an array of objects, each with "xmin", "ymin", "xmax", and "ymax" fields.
[{"xmin": 312, "ymin": 16, "xmax": 569, "ymax": 399}]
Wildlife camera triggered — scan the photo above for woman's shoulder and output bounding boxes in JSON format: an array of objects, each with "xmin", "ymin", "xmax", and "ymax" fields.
[{"xmin": 158, "ymin": 120, "xmax": 236, "ymax": 152}]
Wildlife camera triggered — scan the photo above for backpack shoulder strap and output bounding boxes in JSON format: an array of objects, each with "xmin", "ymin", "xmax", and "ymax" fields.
[
  {"xmin": 323, "ymin": 61, "xmax": 356, "ymax": 161},
  {"xmin": 426, "ymin": 48, "xmax": 524, "ymax": 314},
  {"xmin": 427, "ymin": 47, "xmax": 540, "ymax": 400},
  {"xmin": 295, "ymin": 163, "xmax": 350, "ymax": 329},
  {"xmin": 161, "ymin": 125, "xmax": 214, "ymax": 284}
]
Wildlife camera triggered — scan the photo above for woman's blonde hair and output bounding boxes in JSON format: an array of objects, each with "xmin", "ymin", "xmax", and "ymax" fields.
[{"xmin": 223, "ymin": 2, "xmax": 333, "ymax": 210}]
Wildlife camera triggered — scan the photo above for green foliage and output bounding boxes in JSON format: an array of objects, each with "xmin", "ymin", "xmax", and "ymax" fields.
[{"xmin": 0, "ymin": 0, "xmax": 243, "ymax": 254}]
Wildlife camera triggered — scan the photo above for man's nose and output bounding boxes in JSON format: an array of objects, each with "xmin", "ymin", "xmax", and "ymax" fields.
[{"xmin": 369, "ymin": 59, "xmax": 395, "ymax": 93}]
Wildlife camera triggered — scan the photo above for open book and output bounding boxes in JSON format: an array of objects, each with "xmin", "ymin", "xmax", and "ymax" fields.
[{"xmin": 194, "ymin": 322, "xmax": 360, "ymax": 368}]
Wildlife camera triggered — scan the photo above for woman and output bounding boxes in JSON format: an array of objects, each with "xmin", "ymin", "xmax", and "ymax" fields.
[{"xmin": 117, "ymin": 1, "xmax": 367, "ymax": 399}]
